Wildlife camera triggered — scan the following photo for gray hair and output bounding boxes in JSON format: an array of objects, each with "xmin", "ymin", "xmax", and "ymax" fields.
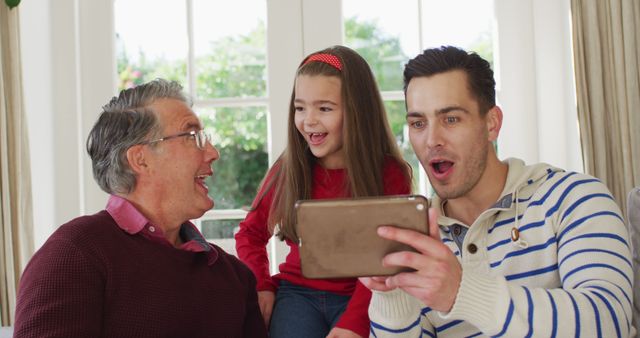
[{"xmin": 86, "ymin": 78, "xmax": 191, "ymax": 194}]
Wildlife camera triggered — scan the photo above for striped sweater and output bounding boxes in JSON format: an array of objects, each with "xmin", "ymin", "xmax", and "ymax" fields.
[{"xmin": 369, "ymin": 158, "xmax": 635, "ymax": 337}]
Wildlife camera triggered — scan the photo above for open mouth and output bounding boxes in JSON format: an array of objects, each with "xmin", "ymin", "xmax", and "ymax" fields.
[
  {"xmin": 308, "ymin": 132, "xmax": 327, "ymax": 145},
  {"xmin": 195, "ymin": 173, "xmax": 212, "ymax": 191},
  {"xmin": 431, "ymin": 160, "xmax": 454, "ymax": 176}
]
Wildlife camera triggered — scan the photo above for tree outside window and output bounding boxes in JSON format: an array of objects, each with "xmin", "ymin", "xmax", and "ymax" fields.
[{"xmin": 116, "ymin": 16, "xmax": 492, "ymax": 241}]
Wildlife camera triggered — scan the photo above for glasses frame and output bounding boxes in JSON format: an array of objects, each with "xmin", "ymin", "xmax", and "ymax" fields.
[{"xmin": 140, "ymin": 129, "xmax": 212, "ymax": 150}]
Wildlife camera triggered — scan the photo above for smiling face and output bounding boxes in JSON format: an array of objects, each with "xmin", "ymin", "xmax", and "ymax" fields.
[
  {"xmin": 293, "ymin": 74, "xmax": 345, "ymax": 169},
  {"xmin": 143, "ymin": 98, "xmax": 219, "ymax": 222},
  {"xmin": 406, "ymin": 70, "xmax": 500, "ymax": 201}
]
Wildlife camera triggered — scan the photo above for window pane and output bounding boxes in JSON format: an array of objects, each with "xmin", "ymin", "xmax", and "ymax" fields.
[
  {"xmin": 201, "ymin": 220, "xmax": 238, "ymax": 255},
  {"xmin": 343, "ymin": 1, "xmax": 419, "ymax": 91},
  {"xmin": 202, "ymin": 219, "xmax": 238, "ymax": 239},
  {"xmin": 200, "ymin": 106, "xmax": 268, "ymax": 210},
  {"xmin": 421, "ymin": 0, "xmax": 494, "ymax": 66},
  {"xmin": 385, "ymin": 100, "xmax": 421, "ymax": 192},
  {"xmin": 193, "ymin": 0, "xmax": 267, "ymax": 99},
  {"xmin": 115, "ymin": 0, "xmax": 188, "ymax": 90},
  {"xmin": 344, "ymin": 0, "xmax": 495, "ymax": 196}
]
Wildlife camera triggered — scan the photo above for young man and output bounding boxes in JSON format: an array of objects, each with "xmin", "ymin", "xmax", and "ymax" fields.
[
  {"xmin": 361, "ymin": 46, "xmax": 635, "ymax": 337},
  {"xmin": 14, "ymin": 79, "xmax": 268, "ymax": 337}
]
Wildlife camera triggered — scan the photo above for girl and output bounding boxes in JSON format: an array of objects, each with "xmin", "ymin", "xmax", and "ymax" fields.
[{"xmin": 235, "ymin": 45, "xmax": 412, "ymax": 338}]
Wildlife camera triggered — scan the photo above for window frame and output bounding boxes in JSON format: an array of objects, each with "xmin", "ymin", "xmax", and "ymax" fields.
[{"xmin": 23, "ymin": 0, "xmax": 581, "ymax": 258}]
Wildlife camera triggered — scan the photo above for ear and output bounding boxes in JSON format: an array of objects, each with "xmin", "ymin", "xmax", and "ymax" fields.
[
  {"xmin": 485, "ymin": 106, "xmax": 503, "ymax": 142},
  {"xmin": 126, "ymin": 145, "xmax": 148, "ymax": 175}
]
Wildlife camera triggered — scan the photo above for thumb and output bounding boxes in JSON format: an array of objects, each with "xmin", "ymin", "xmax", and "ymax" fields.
[{"xmin": 428, "ymin": 207, "xmax": 441, "ymax": 241}]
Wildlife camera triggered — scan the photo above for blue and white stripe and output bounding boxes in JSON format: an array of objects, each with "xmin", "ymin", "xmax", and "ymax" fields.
[{"xmin": 369, "ymin": 159, "xmax": 634, "ymax": 337}]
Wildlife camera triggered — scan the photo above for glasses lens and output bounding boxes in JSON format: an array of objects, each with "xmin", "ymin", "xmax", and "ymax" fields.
[
  {"xmin": 196, "ymin": 130, "xmax": 211, "ymax": 149},
  {"xmin": 194, "ymin": 130, "xmax": 203, "ymax": 149}
]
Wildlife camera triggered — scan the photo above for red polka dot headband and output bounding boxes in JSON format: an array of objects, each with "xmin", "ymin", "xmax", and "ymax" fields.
[{"xmin": 303, "ymin": 53, "xmax": 343, "ymax": 71}]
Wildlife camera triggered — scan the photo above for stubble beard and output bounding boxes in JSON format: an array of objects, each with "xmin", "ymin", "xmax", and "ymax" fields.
[{"xmin": 429, "ymin": 141, "xmax": 488, "ymax": 201}]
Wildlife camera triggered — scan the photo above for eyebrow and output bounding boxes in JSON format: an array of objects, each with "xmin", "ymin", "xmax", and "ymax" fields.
[
  {"xmin": 406, "ymin": 105, "xmax": 469, "ymax": 118},
  {"xmin": 294, "ymin": 99, "xmax": 338, "ymax": 106},
  {"xmin": 436, "ymin": 106, "xmax": 469, "ymax": 115},
  {"xmin": 183, "ymin": 121, "xmax": 202, "ymax": 131}
]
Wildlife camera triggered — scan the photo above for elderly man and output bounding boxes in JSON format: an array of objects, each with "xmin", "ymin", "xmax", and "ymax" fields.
[{"xmin": 14, "ymin": 79, "xmax": 267, "ymax": 337}]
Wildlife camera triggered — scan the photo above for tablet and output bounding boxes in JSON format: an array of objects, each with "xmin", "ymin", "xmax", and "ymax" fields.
[{"xmin": 294, "ymin": 194, "xmax": 429, "ymax": 279}]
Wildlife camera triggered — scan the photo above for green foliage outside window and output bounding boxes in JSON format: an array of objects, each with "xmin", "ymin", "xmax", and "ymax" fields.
[
  {"xmin": 116, "ymin": 17, "xmax": 493, "ymax": 217},
  {"xmin": 116, "ymin": 47, "xmax": 187, "ymax": 89},
  {"xmin": 117, "ymin": 23, "xmax": 269, "ymax": 214},
  {"xmin": 195, "ymin": 22, "xmax": 267, "ymax": 99},
  {"xmin": 344, "ymin": 18, "xmax": 406, "ymax": 91},
  {"xmin": 200, "ymin": 107, "xmax": 268, "ymax": 210}
]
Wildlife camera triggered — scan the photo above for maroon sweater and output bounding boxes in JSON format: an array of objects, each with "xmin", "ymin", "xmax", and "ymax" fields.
[{"xmin": 14, "ymin": 210, "xmax": 267, "ymax": 338}]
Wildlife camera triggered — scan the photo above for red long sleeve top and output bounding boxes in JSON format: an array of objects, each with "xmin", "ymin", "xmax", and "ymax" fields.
[{"xmin": 235, "ymin": 159, "xmax": 411, "ymax": 337}]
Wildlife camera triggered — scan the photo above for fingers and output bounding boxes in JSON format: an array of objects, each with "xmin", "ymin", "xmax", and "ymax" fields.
[
  {"xmin": 257, "ymin": 291, "xmax": 275, "ymax": 327},
  {"xmin": 382, "ymin": 251, "xmax": 429, "ymax": 272},
  {"xmin": 385, "ymin": 271, "xmax": 459, "ymax": 313},
  {"xmin": 262, "ymin": 304, "xmax": 272, "ymax": 327},
  {"xmin": 386, "ymin": 270, "xmax": 441, "ymax": 289},
  {"xmin": 370, "ymin": 207, "xmax": 461, "ymax": 313},
  {"xmin": 359, "ymin": 276, "xmax": 395, "ymax": 292},
  {"xmin": 377, "ymin": 226, "xmax": 441, "ymax": 259},
  {"xmin": 377, "ymin": 207, "xmax": 444, "ymax": 257},
  {"xmin": 381, "ymin": 250, "xmax": 457, "ymax": 282}
]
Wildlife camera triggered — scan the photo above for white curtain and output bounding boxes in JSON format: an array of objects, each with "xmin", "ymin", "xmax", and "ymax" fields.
[
  {"xmin": 571, "ymin": 0, "xmax": 640, "ymax": 216},
  {"xmin": 0, "ymin": 2, "xmax": 34, "ymax": 326}
]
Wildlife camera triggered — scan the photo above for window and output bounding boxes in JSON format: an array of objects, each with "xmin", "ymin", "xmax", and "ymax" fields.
[
  {"xmin": 115, "ymin": 0, "xmax": 268, "ymax": 254},
  {"xmin": 22, "ymin": 0, "xmax": 580, "ymax": 254},
  {"xmin": 343, "ymin": 0, "xmax": 495, "ymax": 196},
  {"xmin": 115, "ymin": 0, "xmax": 495, "ymax": 251}
]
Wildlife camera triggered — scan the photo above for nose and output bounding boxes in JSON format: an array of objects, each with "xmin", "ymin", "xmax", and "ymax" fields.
[
  {"xmin": 304, "ymin": 109, "xmax": 319, "ymax": 126},
  {"xmin": 203, "ymin": 141, "xmax": 220, "ymax": 162},
  {"xmin": 426, "ymin": 124, "xmax": 444, "ymax": 149}
]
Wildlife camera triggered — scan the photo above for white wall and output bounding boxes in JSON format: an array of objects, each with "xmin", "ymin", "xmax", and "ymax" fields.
[
  {"xmin": 267, "ymin": 0, "xmax": 343, "ymax": 163},
  {"xmin": 20, "ymin": 0, "xmax": 582, "ymax": 253},
  {"xmin": 532, "ymin": 0, "xmax": 581, "ymax": 172},
  {"xmin": 494, "ymin": 0, "xmax": 582, "ymax": 172},
  {"xmin": 20, "ymin": 0, "xmax": 54, "ymax": 249},
  {"xmin": 20, "ymin": 0, "xmax": 112, "ymax": 249},
  {"xmin": 265, "ymin": 0, "xmax": 344, "ymax": 271}
]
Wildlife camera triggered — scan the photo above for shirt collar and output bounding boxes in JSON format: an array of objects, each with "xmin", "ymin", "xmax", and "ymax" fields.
[
  {"xmin": 105, "ymin": 195, "xmax": 212, "ymax": 253},
  {"xmin": 106, "ymin": 195, "xmax": 148, "ymax": 234},
  {"xmin": 432, "ymin": 197, "xmax": 460, "ymax": 228}
]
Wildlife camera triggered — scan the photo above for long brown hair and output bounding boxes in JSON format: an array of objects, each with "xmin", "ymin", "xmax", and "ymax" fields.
[{"xmin": 257, "ymin": 45, "xmax": 411, "ymax": 242}]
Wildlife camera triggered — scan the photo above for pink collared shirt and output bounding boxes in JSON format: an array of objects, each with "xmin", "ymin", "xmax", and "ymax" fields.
[{"xmin": 105, "ymin": 195, "xmax": 213, "ymax": 256}]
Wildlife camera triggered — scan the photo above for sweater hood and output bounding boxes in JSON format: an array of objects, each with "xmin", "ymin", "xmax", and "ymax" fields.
[
  {"xmin": 432, "ymin": 157, "xmax": 564, "ymax": 248},
  {"xmin": 491, "ymin": 158, "xmax": 564, "ymax": 248},
  {"xmin": 500, "ymin": 158, "xmax": 564, "ymax": 200},
  {"xmin": 432, "ymin": 158, "xmax": 564, "ymax": 211}
]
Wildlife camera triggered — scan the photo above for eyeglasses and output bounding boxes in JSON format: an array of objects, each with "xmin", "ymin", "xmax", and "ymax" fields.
[{"xmin": 140, "ymin": 129, "xmax": 212, "ymax": 150}]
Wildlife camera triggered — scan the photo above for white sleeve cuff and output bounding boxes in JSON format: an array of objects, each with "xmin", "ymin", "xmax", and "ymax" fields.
[
  {"xmin": 438, "ymin": 269, "xmax": 510, "ymax": 335},
  {"xmin": 369, "ymin": 288, "xmax": 423, "ymax": 328}
]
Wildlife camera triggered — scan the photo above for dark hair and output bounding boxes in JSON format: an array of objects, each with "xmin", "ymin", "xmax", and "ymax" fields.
[
  {"xmin": 260, "ymin": 45, "xmax": 411, "ymax": 242},
  {"xmin": 86, "ymin": 79, "xmax": 190, "ymax": 194},
  {"xmin": 404, "ymin": 46, "xmax": 496, "ymax": 114}
]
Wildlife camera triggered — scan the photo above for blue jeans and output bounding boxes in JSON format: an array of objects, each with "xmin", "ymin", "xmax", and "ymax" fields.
[{"xmin": 269, "ymin": 281, "xmax": 351, "ymax": 338}]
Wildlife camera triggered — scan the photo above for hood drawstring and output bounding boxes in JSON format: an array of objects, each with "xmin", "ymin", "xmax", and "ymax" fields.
[{"xmin": 511, "ymin": 188, "xmax": 528, "ymax": 248}]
